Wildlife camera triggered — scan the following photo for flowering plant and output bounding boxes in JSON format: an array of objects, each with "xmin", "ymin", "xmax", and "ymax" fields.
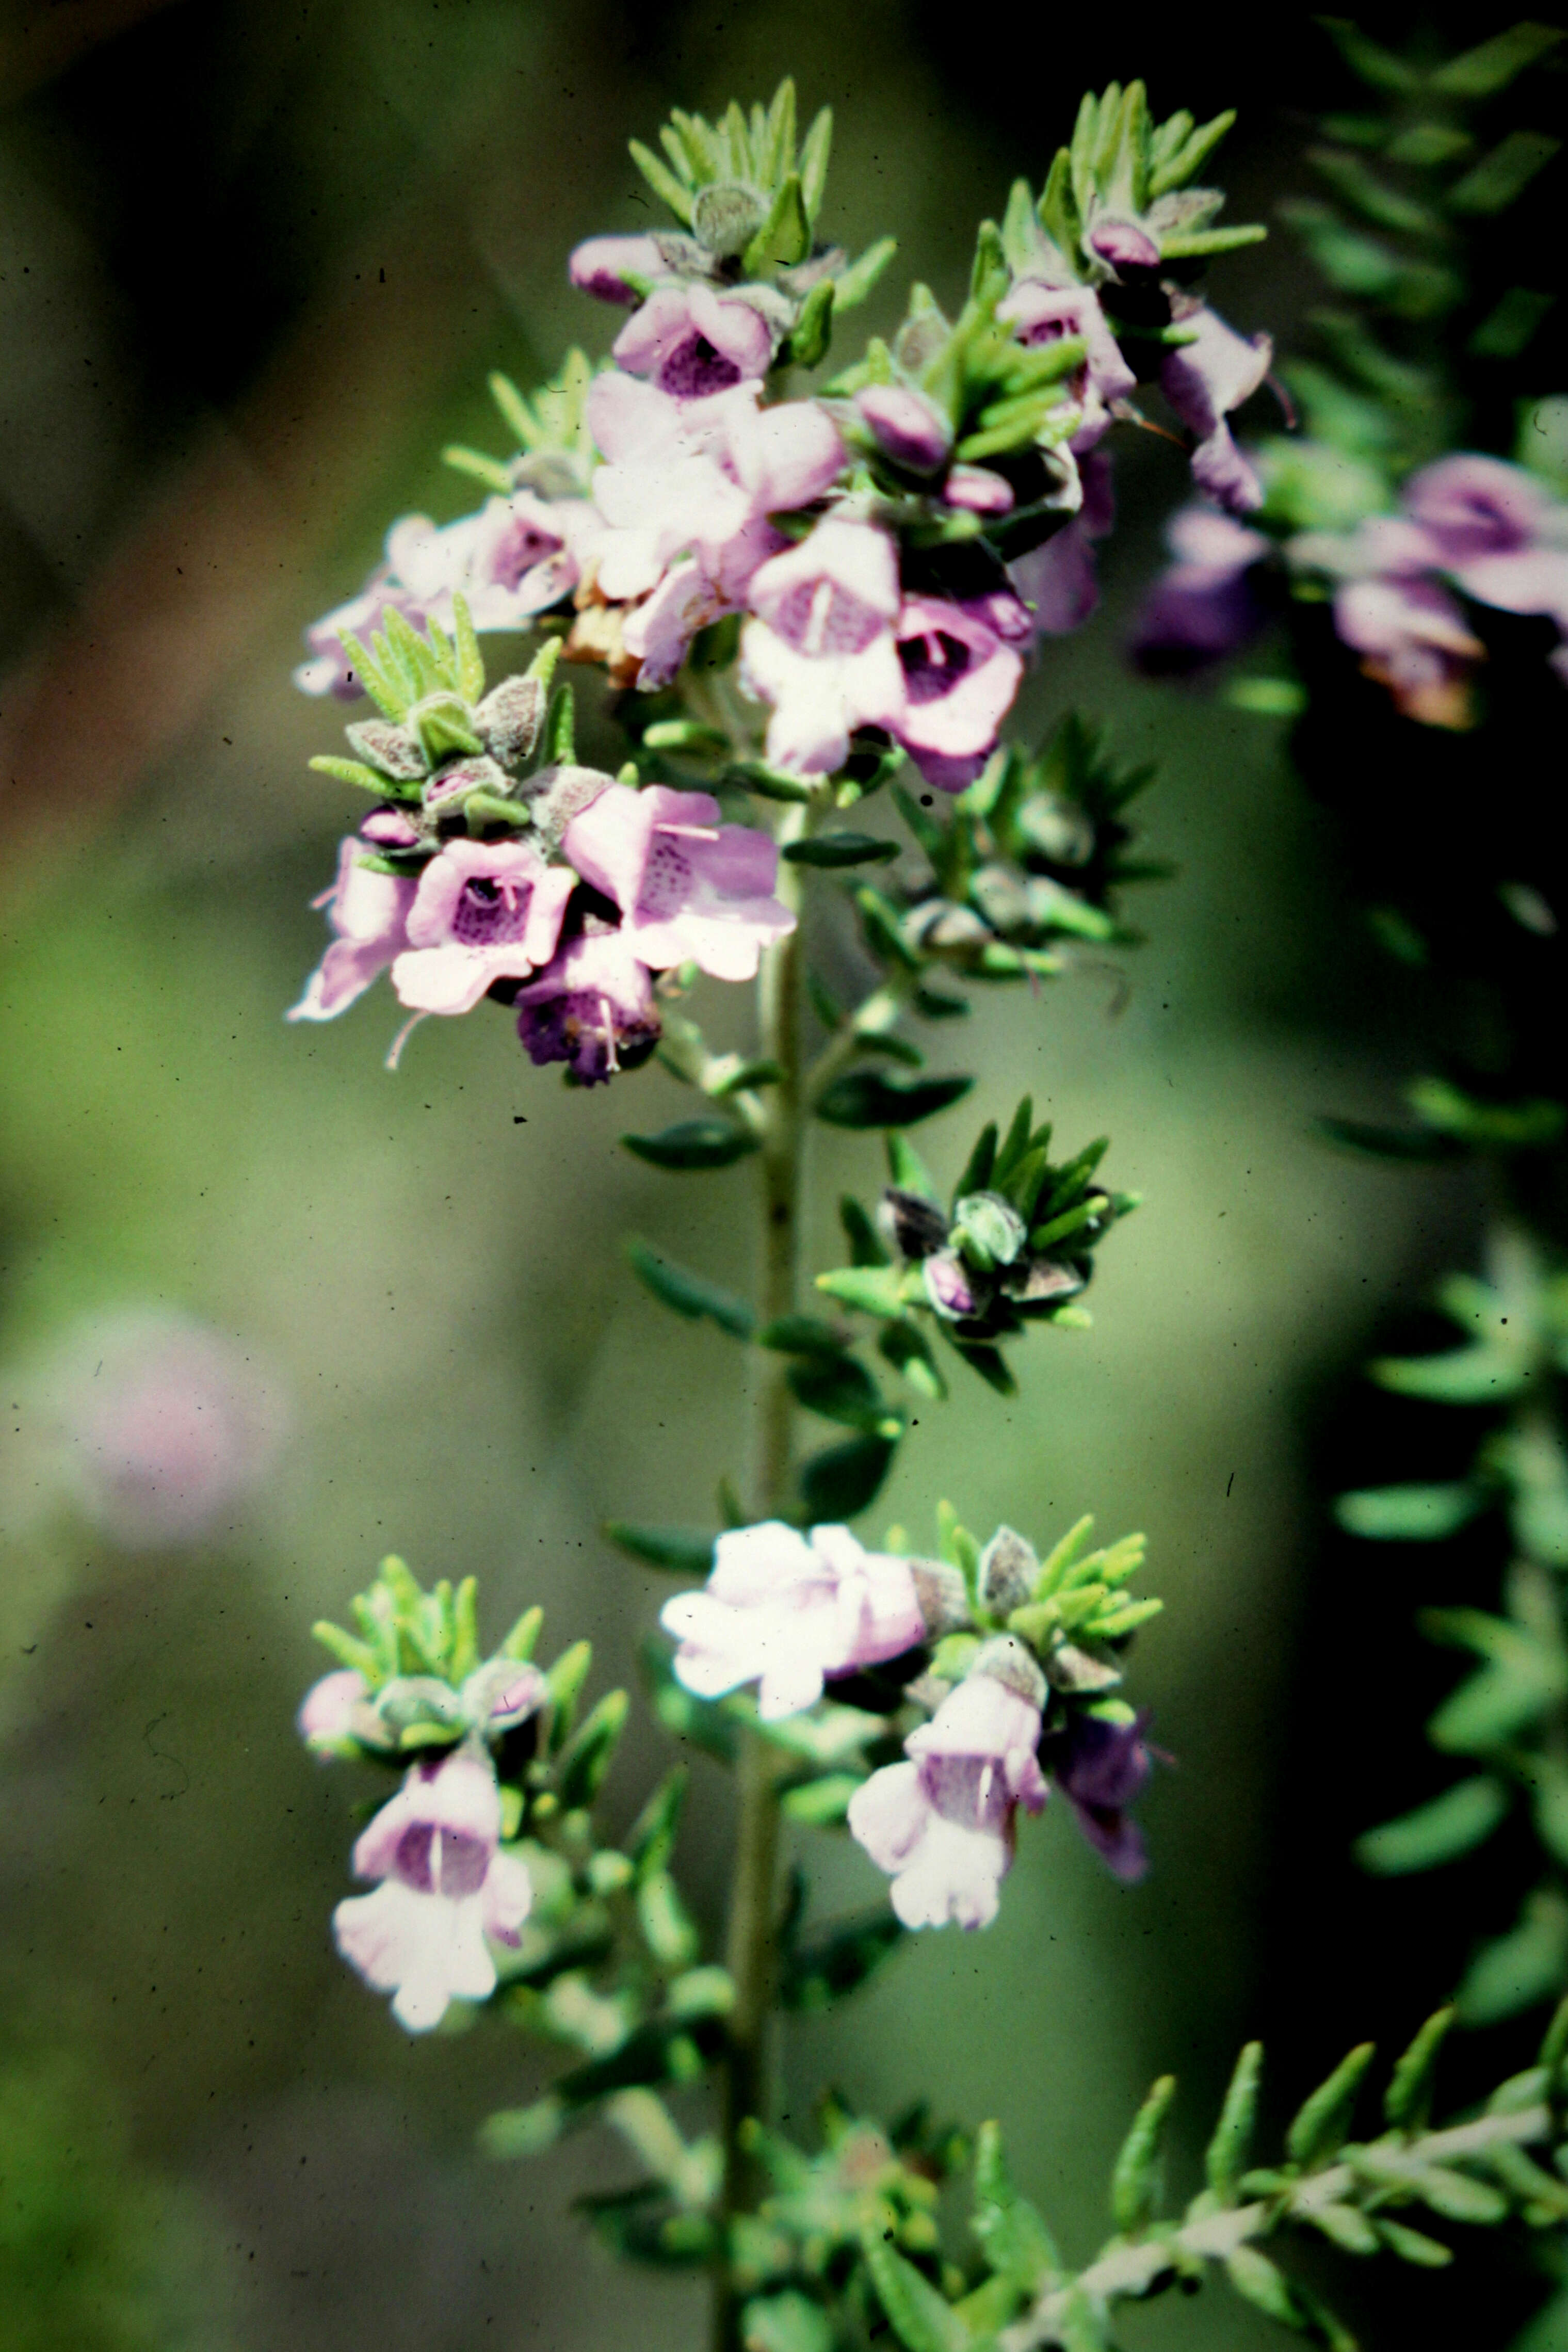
[{"xmin": 282, "ymin": 60, "xmax": 1568, "ymax": 2352}]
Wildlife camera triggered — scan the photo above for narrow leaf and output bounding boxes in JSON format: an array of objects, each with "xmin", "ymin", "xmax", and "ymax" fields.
[
  {"xmin": 1110, "ymin": 2076, "xmax": 1176, "ymax": 2236},
  {"xmin": 605, "ymin": 1523, "xmax": 717, "ymax": 1576},
  {"xmin": 1205, "ymin": 2041, "xmax": 1263, "ymax": 2204},
  {"xmin": 1286, "ymin": 2043, "xmax": 1375, "ymax": 2169},
  {"xmin": 626, "ymin": 1237, "xmax": 755, "ymax": 1337},
  {"xmin": 622, "ymin": 1120, "xmax": 761, "ymax": 1171}
]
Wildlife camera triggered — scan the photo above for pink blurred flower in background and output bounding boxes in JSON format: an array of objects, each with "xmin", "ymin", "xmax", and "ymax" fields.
[{"xmin": 27, "ymin": 1309, "xmax": 289, "ymax": 1549}]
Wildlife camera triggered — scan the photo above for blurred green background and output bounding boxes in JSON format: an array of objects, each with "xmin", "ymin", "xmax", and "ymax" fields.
[{"xmin": 0, "ymin": 4, "xmax": 1519, "ymax": 2346}]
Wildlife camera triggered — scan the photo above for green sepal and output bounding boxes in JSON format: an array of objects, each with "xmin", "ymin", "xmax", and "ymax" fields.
[
  {"xmin": 784, "ymin": 279, "xmax": 835, "ymax": 369},
  {"xmin": 500, "ymin": 1603, "xmax": 544, "ymax": 1661},
  {"xmin": 309, "ymin": 754, "xmax": 416, "ymax": 799},
  {"xmin": 840, "ymin": 1195, "xmax": 892, "ymax": 1266},
  {"xmin": 742, "ymin": 171, "xmax": 810, "ymax": 275}
]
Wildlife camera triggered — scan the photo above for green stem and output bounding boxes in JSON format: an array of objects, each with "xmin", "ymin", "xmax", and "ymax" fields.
[{"xmin": 713, "ymin": 797, "xmax": 810, "ymax": 2352}]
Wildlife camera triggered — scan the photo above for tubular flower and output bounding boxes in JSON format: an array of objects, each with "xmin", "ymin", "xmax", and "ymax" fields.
[
  {"xmin": 848, "ymin": 1646, "xmax": 1048, "ymax": 1930},
  {"xmin": 997, "ymin": 281, "xmax": 1135, "ymax": 453},
  {"xmin": 892, "ymin": 590, "xmax": 1031, "ymax": 794},
  {"xmin": 332, "ymin": 1750, "xmax": 532, "ymax": 2033},
  {"xmin": 1010, "ymin": 452, "xmax": 1115, "ymax": 637},
  {"xmin": 612, "ymin": 282, "xmax": 777, "ymax": 399},
  {"xmin": 1158, "ymin": 304, "xmax": 1273, "ymax": 516},
  {"xmin": 563, "ymin": 783, "xmax": 795, "ymax": 982},
  {"xmin": 740, "ymin": 515, "xmax": 906, "ymax": 774},
  {"xmin": 660, "ymin": 1521, "xmax": 927, "ymax": 1721},
  {"xmin": 1130, "ymin": 504, "xmax": 1271, "ymax": 674},
  {"xmin": 568, "ymin": 233, "xmax": 667, "ymax": 305},
  {"xmin": 514, "ymin": 927, "xmax": 662, "ymax": 1085},
  {"xmin": 390, "ymin": 841, "xmax": 578, "ymax": 1016},
  {"xmin": 288, "ymin": 838, "xmax": 418, "ymax": 1022},
  {"xmin": 1053, "ymin": 1710, "xmax": 1154, "ymax": 1882}
]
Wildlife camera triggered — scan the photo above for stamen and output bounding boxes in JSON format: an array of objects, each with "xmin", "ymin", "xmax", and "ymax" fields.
[
  {"xmin": 599, "ymin": 995, "xmax": 620, "ymax": 1074},
  {"xmin": 654, "ymin": 822, "xmax": 722, "ymax": 841},
  {"xmin": 384, "ymin": 1011, "xmax": 429, "ymax": 1072}
]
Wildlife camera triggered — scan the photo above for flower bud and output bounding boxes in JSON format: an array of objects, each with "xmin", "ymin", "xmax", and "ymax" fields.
[
  {"xmin": 855, "ymin": 384, "xmax": 952, "ymax": 475},
  {"xmin": 951, "ymin": 1191, "xmax": 1026, "ymax": 1272},
  {"xmin": 976, "ymin": 1526, "xmax": 1038, "ymax": 1615},
  {"xmin": 923, "ymin": 1250, "xmax": 981, "ymax": 1320},
  {"xmin": 346, "ymin": 718, "xmax": 427, "ymax": 781},
  {"xmin": 966, "ymin": 1633, "xmax": 1047, "ymax": 1709},
  {"xmin": 475, "ymin": 674, "xmax": 547, "ymax": 767},
  {"xmin": 691, "ymin": 182, "xmax": 766, "ymax": 257}
]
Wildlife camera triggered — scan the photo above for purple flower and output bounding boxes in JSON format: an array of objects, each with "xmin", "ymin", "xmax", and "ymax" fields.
[
  {"xmin": 660, "ymin": 1521, "xmax": 928, "ymax": 1721},
  {"xmin": 847, "ymin": 1647, "xmax": 1048, "ymax": 1930},
  {"xmin": 893, "ymin": 591, "xmax": 1029, "ymax": 793},
  {"xmin": 997, "ymin": 281, "xmax": 1135, "ymax": 453},
  {"xmin": 463, "ymin": 492, "xmax": 594, "ymax": 630},
  {"xmin": 391, "ymin": 840, "xmax": 578, "ymax": 1015},
  {"xmin": 294, "ymin": 573, "xmax": 430, "ymax": 700},
  {"xmin": 569, "ymin": 233, "xmax": 667, "ymax": 305},
  {"xmin": 289, "ymin": 838, "xmax": 419, "ymax": 1022},
  {"xmin": 1008, "ymin": 450, "xmax": 1115, "ymax": 637},
  {"xmin": 1333, "ymin": 571, "xmax": 1484, "ymax": 729},
  {"xmin": 40, "ymin": 1309, "xmax": 287, "ymax": 1550},
  {"xmin": 299, "ymin": 1668, "xmax": 369, "ymax": 1752},
  {"xmin": 1086, "ymin": 217, "xmax": 1161, "ymax": 274},
  {"xmin": 1159, "ymin": 307, "xmax": 1273, "ymax": 516},
  {"xmin": 333, "ymin": 1750, "xmax": 532, "ymax": 2033},
  {"xmin": 944, "ymin": 465, "xmax": 1014, "ymax": 515},
  {"xmin": 563, "ymin": 783, "xmax": 795, "ymax": 982},
  {"xmin": 587, "ymin": 374, "xmax": 843, "ymax": 686},
  {"xmin": 1403, "ymin": 454, "xmax": 1568, "ymax": 639},
  {"xmin": 1053, "ymin": 1711, "xmax": 1153, "ymax": 1883},
  {"xmin": 741, "ymin": 517, "xmax": 906, "ymax": 774},
  {"xmin": 855, "ymin": 384, "xmax": 953, "ymax": 474},
  {"xmin": 514, "ymin": 927, "xmax": 661, "ymax": 1084},
  {"xmin": 1130, "ymin": 504, "xmax": 1270, "ymax": 674},
  {"xmin": 613, "ymin": 284, "xmax": 775, "ymax": 400}
]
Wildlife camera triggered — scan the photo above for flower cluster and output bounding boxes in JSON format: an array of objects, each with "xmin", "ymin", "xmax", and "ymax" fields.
[
  {"xmin": 1135, "ymin": 455, "xmax": 1568, "ymax": 730},
  {"xmin": 292, "ymin": 80, "xmax": 1271, "ymax": 804},
  {"xmin": 661, "ymin": 1511, "xmax": 1159, "ymax": 1931},
  {"xmin": 289, "ymin": 613, "xmax": 792, "ymax": 1080},
  {"xmin": 817, "ymin": 1102, "xmax": 1136, "ymax": 1395}
]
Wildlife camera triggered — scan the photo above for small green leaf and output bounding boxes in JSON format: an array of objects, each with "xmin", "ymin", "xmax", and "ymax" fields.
[
  {"xmin": 951, "ymin": 1341, "xmax": 1016, "ymax": 1395},
  {"xmin": 500, "ymin": 1603, "xmax": 544, "ymax": 1661},
  {"xmin": 839, "ymin": 1194, "xmax": 891, "ymax": 1267},
  {"xmin": 1375, "ymin": 2217, "xmax": 1453, "ymax": 2267},
  {"xmin": 545, "ymin": 1640, "xmax": 593, "ymax": 1752},
  {"xmin": 1457, "ymin": 1889, "xmax": 1568, "ymax": 2025},
  {"xmin": 626, "ymin": 1237, "xmax": 755, "ymax": 1337},
  {"xmin": 442, "ymin": 444, "xmax": 515, "ymax": 495},
  {"xmin": 626, "ymin": 1765, "xmax": 688, "ymax": 1878},
  {"xmin": 481, "ymin": 2095, "xmax": 565, "ymax": 2158},
  {"xmin": 816, "ymin": 1072, "xmax": 974, "ymax": 1129},
  {"xmin": 835, "ymin": 236, "xmax": 898, "ymax": 310},
  {"xmin": 558, "ymin": 1689, "xmax": 628, "ymax": 1807},
  {"xmin": 1110, "ymin": 2076, "xmax": 1176, "ymax": 2236},
  {"xmin": 779, "ymin": 1773, "xmax": 864, "ymax": 1826},
  {"xmin": 788, "ymin": 1351, "xmax": 899, "ymax": 1435},
  {"xmin": 1356, "ymin": 1779, "xmax": 1510, "ymax": 1876},
  {"xmin": 310, "ymin": 754, "xmax": 412, "ymax": 797},
  {"xmin": 972, "ymin": 2121, "xmax": 1062, "ymax": 2289},
  {"xmin": 1336, "ymin": 1483, "xmax": 1488, "ymax": 1540},
  {"xmin": 741, "ymin": 2291, "xmax": 835, "ymax": 2352},
  {"xmin": 783, "ymin": 832, "xmax": 899, "ymax": 866},
  {"xmin": 784, "ymin": 278, "xmax": 835, "ymax": 369},
  {"xmin": 637, "ymin": 1871, "xmax": 700, "ymax": 1969},
  {"xmin": 815, "ymin": 1266, "xmax": 907, "ymax": 1319},
  {"xmin": 758, "ymin": 1315, "xmax": 850, "ymax": 1355},
  {"xmin": 622, "ymin": 1120, "xmax": 761, "ymax": 1171},
  {"xmin": 606, "ymin": 1524, "xmax": 719, "ymax": 1580},
  {"xmin": 799, "ymin": 1431, "xmax": 899, "ymax": 1520},
  {"xmin": 780, "ymin": 1909, "xmax": 904, "ymax": 2007},
  {"xmin": 1431, "ymin": 23, "xmax": 1562, "ymax": 98},
  {"xmin": 861, "ymin": 2228, "xmax": 967, "ymax": 2352},
  {"xmin": 1447, "ymin": 130, "xmax": 1561, "ymax": 215},
  {"xmin": 1205, "ymin": 2041, "xmax": 1263, "ymax": 2204},
  {"xmin": 629, "ymin": 137, "xmax": 695, "ymax": 222},
  {"xmin": 1286, "ymin": 2043, "xmax": 1375, "ymax": 2170}
]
